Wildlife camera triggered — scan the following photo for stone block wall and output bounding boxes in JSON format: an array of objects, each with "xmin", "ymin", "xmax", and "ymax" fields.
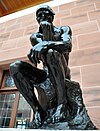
[{"xmin": 0, "ymin": 0, "xmax": 100, "ymax": 129}]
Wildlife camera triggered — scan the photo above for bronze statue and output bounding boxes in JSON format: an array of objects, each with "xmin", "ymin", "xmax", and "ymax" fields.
[{"xmin": 10, "ymin": 5, "xmax": 98, "ymax": 129}]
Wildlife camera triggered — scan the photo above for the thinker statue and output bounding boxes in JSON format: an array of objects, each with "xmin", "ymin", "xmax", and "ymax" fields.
[{"xmin": 10, "ymin": 5, "xmax": 98, "ymax": 130}]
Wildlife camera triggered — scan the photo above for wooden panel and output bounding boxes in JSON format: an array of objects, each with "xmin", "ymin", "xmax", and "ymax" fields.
[
  {"xmin": 0, "ymin": 0, "xmax": 51, "ymax": 17},
  {"xmin": 9, "ymin": 91, "xmax": 20, "ymax": 128}
]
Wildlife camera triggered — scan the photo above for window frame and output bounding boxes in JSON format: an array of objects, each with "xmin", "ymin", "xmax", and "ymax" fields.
[
  {"xmin": 0, "ymin": 91, "xmax": 20, "ymax": 128},
  {"xmin": 0, "ymin": 69, "xmax": 32, "ymax": 128},
  {"xmin": 0, "ymin": 69, "xmax": 19, "ymax": 128}
]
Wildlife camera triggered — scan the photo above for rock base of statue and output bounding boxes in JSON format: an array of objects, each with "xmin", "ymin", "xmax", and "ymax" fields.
[{"xmin": 29, "ymin": 80, "xmax": 98, "ymax": 130}]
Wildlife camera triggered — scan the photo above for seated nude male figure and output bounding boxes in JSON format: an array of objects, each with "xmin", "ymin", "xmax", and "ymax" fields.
[{"xmin": 10, "ymin": 5, "xmax": 72, "ymax": 127}]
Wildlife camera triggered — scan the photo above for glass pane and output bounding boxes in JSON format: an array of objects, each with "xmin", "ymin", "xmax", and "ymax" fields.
[
  {"xmin": 15, "ymin": 94, "xmax": 31, "ymax": 129},
  {"xmin": 4, "ymin": 73, "xmax": 15, "ymax": 87},
  {"xmin": 0, "ymin": 93, "xmax": 15, "ymax": 128}
]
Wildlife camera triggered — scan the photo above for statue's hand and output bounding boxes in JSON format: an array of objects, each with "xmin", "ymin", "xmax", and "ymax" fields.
[
  {"xmin": 40, "ymin": 21, "xmax": 51, "ymax": 28},
  {"xmin": 40, "ymin": 21, "xmax": 54, "ymax": 41},
  {"xmin": 27, "ymin": 42, "xmax": 48, "ymax": 66}
]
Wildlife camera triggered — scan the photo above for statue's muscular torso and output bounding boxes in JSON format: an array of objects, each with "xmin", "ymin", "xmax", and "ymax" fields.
[
  {"xmin": 30, "ymin": 26, "xmax": 71, "ymax": 47},
  {"xmin": 30, "ymin": 26, "xmax": 71, "ymax": 79}
]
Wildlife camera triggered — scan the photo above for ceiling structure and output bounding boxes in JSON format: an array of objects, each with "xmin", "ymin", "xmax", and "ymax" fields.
[{"xmin": 0, "ymin": 0, "xmax": 51, "ymax": 17}]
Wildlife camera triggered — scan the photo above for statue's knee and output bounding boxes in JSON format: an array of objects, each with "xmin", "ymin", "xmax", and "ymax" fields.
[
  {"xmin": 47, "ymin": 49, "xmax": 59, "ymax": 55},
  {"xmin": 46, "ymin": 49, "xmax": 60, "ymax": 62},
  {"xmin": 10, "ymin": 60, "xmax": 23, "ymax": 75}
]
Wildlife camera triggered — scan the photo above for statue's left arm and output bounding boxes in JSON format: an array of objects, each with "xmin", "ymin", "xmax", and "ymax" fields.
[{"xmin": 48, "ymin": 26, "xmax": 72, "ymax": 54}]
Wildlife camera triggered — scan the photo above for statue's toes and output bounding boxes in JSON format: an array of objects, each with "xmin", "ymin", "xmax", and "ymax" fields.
[
  {"xmin": 46, "ymin": 117, "xmax": 52, "ymax": 124},
  {"xmin": 52, "ymin": 113, "xmax": 63, "ymax": 123},
  {"xmin": 33, "ymin": 119, "xmax": 41, "ymax": 128},
  {"xmin": 46, "ymin": 112, "xmax": 66, "ymax": 124},
  {"xmin": 52, "ymin": 116, "xmax": 57, "ymax": 123}
]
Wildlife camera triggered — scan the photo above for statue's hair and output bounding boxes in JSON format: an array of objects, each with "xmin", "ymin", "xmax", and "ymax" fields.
[{"xmin": 36, "ymin": 5, "xmax": 55, "ymax": 16}]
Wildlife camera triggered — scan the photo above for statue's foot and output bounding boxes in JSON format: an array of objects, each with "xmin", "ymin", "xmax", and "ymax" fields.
[
  {"xmin": 30, "ymin": 110, "xmax": 48, "ymax": 128},
  {"xmin": 47, "ymin": 103, "xmax": 67, "ymax": 124}
]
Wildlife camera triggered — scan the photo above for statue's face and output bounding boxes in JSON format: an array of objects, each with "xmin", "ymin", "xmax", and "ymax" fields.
[{"xmin": 36, "ymin": 9, "xmax": 53, "ymax": 24}]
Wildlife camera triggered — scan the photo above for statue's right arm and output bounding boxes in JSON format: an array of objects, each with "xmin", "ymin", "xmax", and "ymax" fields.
[
  {"xmin": 27, "ymin": 33, "xmax": 42, "ymax": 65},
  {"xmin": 28, "ymin": 33, "xmax": 48, "ymax": 65}
]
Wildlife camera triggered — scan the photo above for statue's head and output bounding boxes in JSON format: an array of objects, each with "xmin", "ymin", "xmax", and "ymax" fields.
[{"xmin": 36, "ymin": 5, "xmax": 55, "ymax": 24}]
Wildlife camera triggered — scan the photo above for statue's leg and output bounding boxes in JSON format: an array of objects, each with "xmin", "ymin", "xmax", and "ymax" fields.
[
  {"xmin": 45, "ymin": 50, "xmax": 67, "ymax": 123},
  {"xmin": 10, "ymin": 61, "xmax": 47, "ymax": 124},
  {"xmin": 61, "ymin": 54, "xmax": 71, "ymax": 80}
]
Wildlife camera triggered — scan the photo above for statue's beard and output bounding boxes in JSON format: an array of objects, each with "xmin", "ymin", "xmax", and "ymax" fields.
[{"xmin": 40, "ymin": 21, "xmax": 54, "ymax": 41}]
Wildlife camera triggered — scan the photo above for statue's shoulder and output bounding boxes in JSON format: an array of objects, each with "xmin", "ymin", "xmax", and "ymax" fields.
[
  {"xmin": 54, "ymin": 26, "xmax": 71, "ymax": 33},
  {"xmin": 60, "ymin": 26, "xmax": 71, "ymax": 34},
  {"xmin": 55, "ymin": 26, "xmax": 71, "ymax": 35}
]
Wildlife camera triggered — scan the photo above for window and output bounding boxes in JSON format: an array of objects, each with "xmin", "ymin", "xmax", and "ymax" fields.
[
  {"xmin": 15, "ymin": 94, "xmax": 31, "ymax": 129},
  {"xmin": 0, "ymin": 70, "xmax": 32, "ymax": 128},
  {"xmin": 0, "ymin": 93, "xmax": 16, "ymax": 128},
  {"xmin": 4, "ymin": 72, "xmax": 15, "ymax": 87},
  {"xmin": 1, "ymin": 70, "xmax": 15, "ymax": 89}
]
